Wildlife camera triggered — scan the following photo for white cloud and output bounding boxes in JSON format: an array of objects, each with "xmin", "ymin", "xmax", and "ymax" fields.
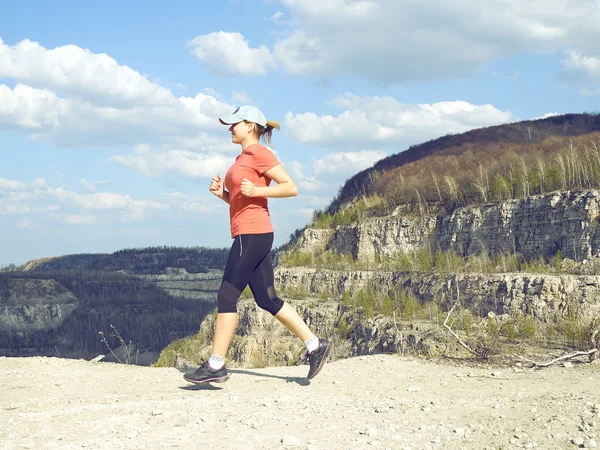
[
  {"xmin": 80, "ymin": 178, "xmax": 111, "ymax": 193},
  {"xmin": 2, "ymin": 203, "xmax": 31, "ymax": 215},
  {"xmin": 266, "ymin": 11, "xmax": 285, "ymax": 21},
  {"xmin": 56, "ymin": 214, "xmax": 97, "ymax": 225},
  {"xmin": 121, "ymin": 200, "xmax": 169, "ymax": 222},
  {"xmin": 0, "ymin": 176, "xmax": 174, "ymax": 226},
  {"xmin": 561, "ymin": 49, "xmax": 600, "ymax": 82},
  {"xmin": 298, "ymin": 177, "xmax": 329, "ymax": 192},
  {"xmin": 31, "ymin": 178, "xmax": 47, "ymax": 188},
  {"xmin": 109, "ymin": 147, "xmax": 231, "ymax": 178},
  {"xmin": 16, "ymin": 219, "xmax": 35, "ymax": 229},
  {"xmin": 49, "ymin": 188, "xmax": 137, "ymax": 210},
  {"xmin": 312, "ymin": 150, "xmax": 388, "ymax": 176},
  {"xmin": 183, "ymin": 201, "xmax": 220, "ymax": 213},
  {"xmin": 0, "ymin": 38, "xmax": 175, "ymax": 107},
  {"xmin": 531, "ymin": 112, "xmax": 561, "ymax": 120},
  {"xmin": 0, "ymin": 84, "xmax": 68, "ymax": 130},
  {"xmin": 161, "ymin": 192, "xmax": 224, "ymax": 214},
  {"xmin": 0, "ymin": 177, "xmax": 46, "ymax": 191},
  {"xmin": 188, "ymin": 32, "xmax": 275, "ymax": 76},
  {"xmin": 580, "ymin": 87, "xmax": 600, "ymax": 96},
  {"xmin": 298, "ymin": 194, "xmax": 331, "ymax": 207},
  {"xmin": 273, "ymin": 31, "xmax": 329, "ymax": 76},
  {"xmin": 80, "ymin": 179, "xmax": 96, "ymax": 193},
  {"xmin": 492, "ymin": 70, "xmax": 519, "ymax": 79},
  {"xmin": 0, "ymin": 82, "xmax": 235, "ymax": 148},
  {"xmin": 560, "ymin": 49, "xmax": 600, "ymax": 95},
  {"xmin": 231, "ymin": 90, "xmax": 252, "ymax": 104},
  {"xmin": 0, "ymin": 177, "xmax": 27, "ymax": 190},
  {"xmin": 293, "ymin": 208, "xmax": 316, "ymax": 218},
  {"xmin": 203, "ymin": 87, "xmax": 220, "ymax": 98},
  {"xmin": 281, "ymin": 0, "xmax": 379, "ymax": 18},
  {"xmin": 272, "ymin": 0, "xmax": 600, "ymax": 81},
  {"xmin": 0, "ymin": 39, "xmax": 236, "ymax": 149},
  {"xmin": 284, "ymin": 93, "xmax": 516, "ymax": 149},
  {"xmin": 134, "ymin": 144, "xmax": 150, "ymax": 154},
  {"xmin": 166, "ymin": 133, "xmax": 238, "ymax": 155},
  {"xmin": 276, "ymin": 160, "xmax": 331, "ymax": 194},
  {"xmin": 286, "ymin": 161, "xmax": 305, "ymax": 181}
]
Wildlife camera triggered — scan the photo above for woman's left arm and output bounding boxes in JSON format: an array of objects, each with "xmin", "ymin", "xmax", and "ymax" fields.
[{"xmin": 240, "ymin": 165, "xmax": 299, "ymax": 198}]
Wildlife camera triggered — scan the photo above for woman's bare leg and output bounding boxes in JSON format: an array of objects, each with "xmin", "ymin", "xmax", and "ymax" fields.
[
  {"xmin": 274, "ymin": 302, "xmax": 313, "ymax": 341},
  {"xmin": 211, "ymin": 312, "xmax": 238, "ymax": 357}
]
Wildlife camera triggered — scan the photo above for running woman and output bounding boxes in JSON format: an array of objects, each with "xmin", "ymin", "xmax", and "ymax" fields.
[{"xmin": 183, "ymin": 105, "xmax": 332, "ymax": 384}]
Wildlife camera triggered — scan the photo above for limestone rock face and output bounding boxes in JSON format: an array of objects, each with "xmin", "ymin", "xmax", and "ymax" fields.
[
  {"xmin": 175, "ymin": 298, "xmax": 442, "ymax": 369},
  {"xmin": 436, "ymin": 190, "xmax": 600, "ymax": 261},
  {"xmin": 0, "ymin": 278, "xmax": 79, "ymax": 332},
  {"xmin": 294, "ymin": 190, "xmax": 600, "ymax": 262},
  {"xmin": 294, "ymin": 228, "xmax": 333, "ymax": 253},
  {"xmin": 274, "ymin": 267, "xmax": 600, "ymax": 321},
  {"xmin": 328, "ymin": 216, "xmax": 438, "ymax": 260}
]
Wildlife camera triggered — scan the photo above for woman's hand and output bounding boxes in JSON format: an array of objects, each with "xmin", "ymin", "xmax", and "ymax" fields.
[
  {"xmin": 240, "ymin": 178, "xmax": 257, "ymax": 197},
  {"xmin": 209, "ymin": 175, "xmax": 224, "ymax": 198}
]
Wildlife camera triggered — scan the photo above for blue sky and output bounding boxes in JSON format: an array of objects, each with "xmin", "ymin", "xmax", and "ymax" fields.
[{"xmin": 2, "ymin": 0, "xmax": 600, "ymax": 266}]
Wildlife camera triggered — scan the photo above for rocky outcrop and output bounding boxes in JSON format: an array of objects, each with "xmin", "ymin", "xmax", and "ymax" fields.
[
  {"xmin": 296, "ymin": 190, "xmax": 600, "ymax": 262},
  {"xmin": 0, "ymin": 278, "xmax": 79, "ymax": 332},
  {"xmin": 294, "ymin": 228, "xmax": 333, "ymax": 253},
  {"xmin": 161, "ymin": 297, "xmax": 454, "ymax": 369},
  {"xmin": 274, "ymin": 267, "xmax": 600, "ymax": 321}
]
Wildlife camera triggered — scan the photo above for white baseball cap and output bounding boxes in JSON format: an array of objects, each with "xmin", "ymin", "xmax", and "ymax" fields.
[{"xmin": 219, "ymin": 105, "xmax": 267, "ymax": 128}]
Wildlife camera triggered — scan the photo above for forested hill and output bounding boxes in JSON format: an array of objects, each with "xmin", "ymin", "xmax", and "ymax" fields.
[
  {"xmin": 326, "ymin": 112, "xmax": 600, "ymax": 216},
  {"xmin": 1, "ymin": 246, "xmax": 230, "ymax": 362},
  {"xmin": 18, "ymin": 246, "xmax": 229, "ymax": 275}
]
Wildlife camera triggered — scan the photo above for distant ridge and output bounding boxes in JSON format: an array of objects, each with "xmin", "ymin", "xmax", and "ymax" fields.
[
  {"xmin": 18, "ymin": 246, "xmax": 229, "ymax": 275},
  {"xmin": 330, "ymin": 112, "xmax": 600, "ymax": 214}
]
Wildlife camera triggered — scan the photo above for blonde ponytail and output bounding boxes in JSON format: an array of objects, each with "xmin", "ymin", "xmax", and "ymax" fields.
[{"xmin": 246, "ymin": 120, "xmax": 280, "ymax": 147}]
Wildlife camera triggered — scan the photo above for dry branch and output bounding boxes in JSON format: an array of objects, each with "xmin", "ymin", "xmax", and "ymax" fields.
[
  {"xmin": 516, "ymin": 311, "xmax": 600, "ymax": 367},
  {"xmin": 392, "ymin": 310, "xmax": 403, "ymax": 354},
  {"xmin": 443, "ymin": 277, "xmax": 475, "ymax": 356},
  {"xmin": 590, "ymin": 312, "xmax": 600, "ymax": 362},
  {"xmin": 515, "ymin": 349, "xmax": 598, "ymax": 368}
]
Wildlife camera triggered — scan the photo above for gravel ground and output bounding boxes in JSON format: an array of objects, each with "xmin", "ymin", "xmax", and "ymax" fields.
[{"xmin": 1, "ymin": 355, "xmax": 599, "ymax": 450}]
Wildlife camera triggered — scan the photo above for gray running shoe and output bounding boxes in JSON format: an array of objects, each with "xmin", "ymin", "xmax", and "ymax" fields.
[
  {"xmin": 307, "ymin": 339, "xmax": 332, "ymax": 380},
  {"xmin": 183, "ymin": 361, "xmax": 230, "ymax": 384}
]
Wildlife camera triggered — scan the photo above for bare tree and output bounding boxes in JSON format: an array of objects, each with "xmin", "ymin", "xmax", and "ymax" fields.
[
  {"xmin": 474, "ymin": 164, "xmax": 488, "ymax": 202},
  {"xmin": 520, "ymin": 157, "xmax": 529, "ymax": 197},
  {"xmin": 432, "ymin": 173, "xmax": 443, "ymax": 204},
  {"xmin": 556, "ymin": 154, "xmax": 567, "ymax": 190},
  {"xmin": 536, "ymin": 156, "xmax": 546, "ymax": 195},
  {"xmin": 444, "ymin": 175, "xmax": 460, "ymax": 205}
]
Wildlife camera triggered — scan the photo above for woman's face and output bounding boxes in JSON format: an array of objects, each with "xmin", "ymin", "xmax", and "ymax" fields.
[{"xmin": 229, "ymin": 121, "xmax": 254, "ymax": 145}]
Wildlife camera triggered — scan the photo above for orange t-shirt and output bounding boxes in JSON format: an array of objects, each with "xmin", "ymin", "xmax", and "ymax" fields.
[{"xmin": 224, "ymin": 144, "xmax": 280, "ymax": 238}]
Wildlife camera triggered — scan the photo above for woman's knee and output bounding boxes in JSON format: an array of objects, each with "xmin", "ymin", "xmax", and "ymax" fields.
[
  {"xmin": 217, "ymin": 281, "xmax": 241, "ymax": 313},
  {"xmin": 255, "ymin": 295, "xmax": 284, "ymax": 316}
]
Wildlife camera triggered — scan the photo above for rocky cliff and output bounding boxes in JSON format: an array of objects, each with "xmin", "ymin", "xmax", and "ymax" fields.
[
  {"xmin": 0, "ymin": 278, "xmax": 79, "ymax": 332},
  {"xmin": 158, "ymin": 297, "xmax": 451, "ymax": 369},
  {"xmin": 274, "ymin": 267, "xmax": 600, "ymax": 321},
  {"xmin": 295, "ymin": 190, "xmax": 600, "ymax": 262}
]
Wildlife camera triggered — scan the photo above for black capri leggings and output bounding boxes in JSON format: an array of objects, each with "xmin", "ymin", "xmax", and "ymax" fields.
[{"xmin": 216, "ymin": 232, "xmax": 284, "ymax": 315}]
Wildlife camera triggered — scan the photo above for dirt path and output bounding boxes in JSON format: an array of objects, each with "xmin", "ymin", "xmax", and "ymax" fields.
[{"xmin": 1, "ymin": 355, "xmax": 599, "ymax": 449}]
